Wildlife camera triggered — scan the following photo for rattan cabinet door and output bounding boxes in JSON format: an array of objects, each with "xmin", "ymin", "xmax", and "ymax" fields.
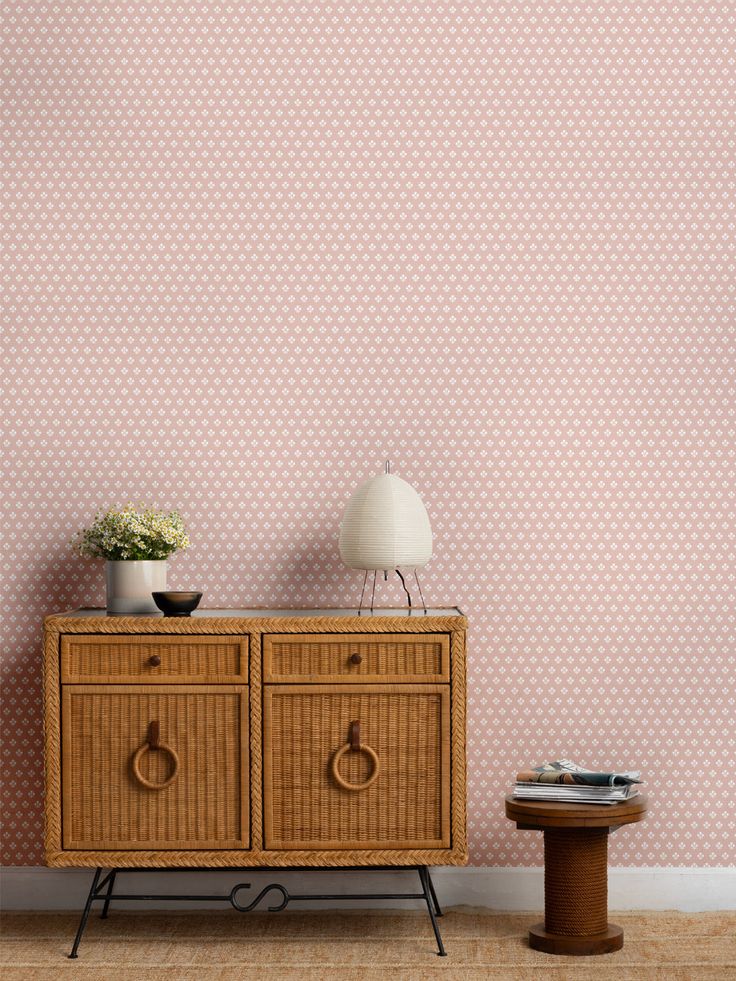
[
  {"xmin": 62, "ymin": 685, "xmax": 248, "ymax": 850},
  {"xmin": 263, "ymin": 684, "xmax": 451, "ymax": 850}
]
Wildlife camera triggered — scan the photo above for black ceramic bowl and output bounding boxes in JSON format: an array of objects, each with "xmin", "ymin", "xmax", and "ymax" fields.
[{"xmin": 152, "ymin": 591, "xmax": 203, "ymax": 617}]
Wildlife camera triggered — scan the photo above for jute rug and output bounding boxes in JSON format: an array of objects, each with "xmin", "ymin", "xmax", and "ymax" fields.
[{"xmin": 2, "ymin": 909, "xmax": 735, "ymax": 980}]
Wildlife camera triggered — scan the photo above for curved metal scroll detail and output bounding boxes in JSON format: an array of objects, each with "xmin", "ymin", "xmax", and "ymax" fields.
[{"xmin": 229, "ymin": 882, "xmax": 290, "ymax": 913}]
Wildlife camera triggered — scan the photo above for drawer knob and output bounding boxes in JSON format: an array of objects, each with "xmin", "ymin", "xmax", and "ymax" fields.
[
  {"xmin": 131, "ymin": 721, "xmax": 180, "ymax": 791},
  {"xmin": 331, "ymin": 720, "xmax": 380, "ymax": 792},
  {"xmin": 349, "ymin": 652, "xmax": 362, "ymax": 665},
  {"xmin": 148, "ymin": 655, "xmax": 162, "ymax": 667}
]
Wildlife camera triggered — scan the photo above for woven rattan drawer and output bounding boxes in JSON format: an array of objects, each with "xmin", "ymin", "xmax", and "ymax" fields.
[
  {"xmin": 61, "ymin": 635, "xmax": 248, "ymax": 683},
  {"xmin": 62, "ymin": 685, "xmax": 248, "ymax": 849},
  {"xmin": 263, "ymin": 684, "xmax": 451, "ymax": 850},
  {"xmin": 263, "ymin": 633, "xmax": 450, "ymax": 683}
]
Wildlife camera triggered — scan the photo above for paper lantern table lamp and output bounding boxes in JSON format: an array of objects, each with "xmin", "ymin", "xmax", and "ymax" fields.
[{"xmin": 339, "ymin": 462, "xmax": 432, "ymax": 613}]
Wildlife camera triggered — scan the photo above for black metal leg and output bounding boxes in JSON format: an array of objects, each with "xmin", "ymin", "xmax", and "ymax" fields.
[
  {"xmin": 100, "ymin": 869, "xmax": 117, "ymax": 919},
  {"xmin": 63, "ymin": 865, "xmax": 449, "ymax": 959},
  {"xmin": 418, "ymin": 866, "xmax": 446, "ymax": 956},
  {"xmin": 68, "ymin": 867, "xmax": 103, "ymax": 959},
  {"xmin": 424, "ymin": 866, "xmax": 443, "ymax": 917}
]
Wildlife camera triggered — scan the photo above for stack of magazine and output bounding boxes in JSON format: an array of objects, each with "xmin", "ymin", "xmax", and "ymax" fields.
[{"xmin": 513, "ymin": 760, "xmax": 642, "ymax": 805}]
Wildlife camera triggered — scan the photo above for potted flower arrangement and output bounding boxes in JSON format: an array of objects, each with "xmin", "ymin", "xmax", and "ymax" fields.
[{"xmin": 73, "ymin": 505, "xmax": 190, "ymax": 613}]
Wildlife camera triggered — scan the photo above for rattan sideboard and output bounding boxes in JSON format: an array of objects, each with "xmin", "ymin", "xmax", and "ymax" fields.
[{"xmin": 43, "ymin": 608, "xmax": 467, "ymax": 869}]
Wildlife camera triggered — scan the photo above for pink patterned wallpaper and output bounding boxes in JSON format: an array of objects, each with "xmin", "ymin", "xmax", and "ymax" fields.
[{"xmin": 2, "ymin": 3, "xmax": 734, "ymax": 868}]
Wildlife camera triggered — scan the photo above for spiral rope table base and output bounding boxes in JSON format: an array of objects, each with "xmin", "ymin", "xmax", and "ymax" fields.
[{"xmin": 505, "ymin": 794, "xmax": 647, "ymax": 956}]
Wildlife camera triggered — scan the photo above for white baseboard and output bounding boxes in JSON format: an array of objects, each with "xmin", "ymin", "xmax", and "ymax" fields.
[
  {"xmin": 433, "ymin": 867, "xmax": 736, "ymax": 912},
  {"xmin": 1, "ymin": 866, "xmax": 734, "ymax": 912}
]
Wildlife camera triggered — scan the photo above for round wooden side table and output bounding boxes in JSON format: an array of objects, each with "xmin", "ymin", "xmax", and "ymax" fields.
[{"xmin": 505, "ymin": 794, "xmax": 647, "ymax": 955}]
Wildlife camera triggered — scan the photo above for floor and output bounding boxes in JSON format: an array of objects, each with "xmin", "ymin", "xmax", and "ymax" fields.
[{"xmin": 2, "ymin": 909, "xmax": 734, "ymax": 980}]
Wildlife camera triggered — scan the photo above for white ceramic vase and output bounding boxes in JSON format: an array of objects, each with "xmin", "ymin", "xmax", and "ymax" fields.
[{"xmin": 105, "ymin": 560, "xmax": 167, "ymax": 614}]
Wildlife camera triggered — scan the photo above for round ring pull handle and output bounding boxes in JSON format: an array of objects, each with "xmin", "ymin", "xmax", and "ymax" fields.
[
  {"xmin": 330, "ymin": 720, "xmax": 380, "ymax": 792},
  {"xmin": 132, "ymin": 721, "xmax": 179, "ymax": 790}
]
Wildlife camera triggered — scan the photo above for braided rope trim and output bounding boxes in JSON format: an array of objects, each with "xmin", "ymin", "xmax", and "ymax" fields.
[
  {"xmin": 249, "ymin": 629, "xmax": 263, "ymax": 851},
  {"xmin": 450, "ymin": 625, "xmax": 467, "ymax": 856},
  {"xmin": 43, "ymin": 625, "xmax": 63, "ymax": 855},
  {"xmin": 45, "ymin": 613, "xmax": 467, "ymax": 635},
  {"xmin": 46, "ymin": 846, "xmax": 469, "ymax": 868}
]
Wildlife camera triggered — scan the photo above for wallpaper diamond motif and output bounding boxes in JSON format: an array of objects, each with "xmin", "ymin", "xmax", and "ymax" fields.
[{"xmin": 2, "ymin": 2, "xmax": 734, "ymax": 867}]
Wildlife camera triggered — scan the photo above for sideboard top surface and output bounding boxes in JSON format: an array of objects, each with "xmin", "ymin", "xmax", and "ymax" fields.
[
  {"xmin": 45, "ymin": 608, "xmax": 466, "ymax": 634},
  {"xmin": 48, "ymin": 607, "xmax": 464, "ymax": 620}
]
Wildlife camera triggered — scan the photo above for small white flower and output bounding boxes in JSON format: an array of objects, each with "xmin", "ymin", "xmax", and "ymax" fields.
[{"xmin": 72, "ymin": 505, "xmax": 190, "ymax": 561}]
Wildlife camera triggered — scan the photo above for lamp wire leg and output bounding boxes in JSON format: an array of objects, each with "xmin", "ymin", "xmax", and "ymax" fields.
[
  {"xmin": 395, "ymin": 569, "xmax": 412, "ymax": 609},
  {"xmin": 370, "ymin": 570, "xmax": 377, "ymax": 613},
  {"xmin": 358, "ymin": 570, "xmax": 368, "ymax": 616},
  {"xmin": 413, "ymin": 569, "xmax": 427, "ymax": 614}
]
